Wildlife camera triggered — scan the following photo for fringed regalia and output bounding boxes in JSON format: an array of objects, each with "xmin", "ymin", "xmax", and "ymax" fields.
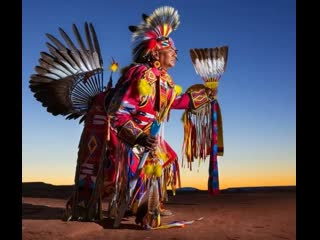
[
  {"xmin": 107, "ymin": 62, "xmax": 212, "ymax": 227},
  {"xmin": 28, "ymin": 6, "xmax": 225, "ymax": 229}
]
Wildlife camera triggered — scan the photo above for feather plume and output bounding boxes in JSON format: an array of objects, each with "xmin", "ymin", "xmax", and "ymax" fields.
[
  {"xmin": 148, "ymin": 179, "xmax": 160, "ymax": 215},
  {"xmin": 137, "ymin": 78, "xmax": 152, "ymax": 96},
  {"xmin": 190, "ymin": 46, "xmax": 228, "ymax": 82},
  {"xmin": 38, "ymin": 59, "xmax": 69, "ymax": 78},
  {"xmin": 129, "ymin": 25, "xmax": 138, "ymax": 32},
  {"xmin": 174, "ymin": 84, "xmax": 182, "ymax": 96},
  {"xmin": 142, "ymin": 13, "xmax": 149, "ymax": 22},
  {"xmin": 89, "ymin": 23, "xmax": 103, "ymax": 66},
  {"xmin": 59, "ymin": 28, "xmax": 94, "ymax": 71},
  {"xmin": 45, "ymin": 42, "xmax": 79, "ymax": 73},
  {"xmin": 40, "ymin": 52, "xmax": 75, "ymax": 75}
]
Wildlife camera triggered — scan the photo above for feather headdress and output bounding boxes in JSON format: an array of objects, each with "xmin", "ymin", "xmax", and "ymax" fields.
[{"xmin": 129, "ymin": 6, "xmax": 180, "ymax": 62}]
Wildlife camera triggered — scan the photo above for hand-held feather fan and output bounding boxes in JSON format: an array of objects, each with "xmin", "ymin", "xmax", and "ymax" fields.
[
  {"xmin": 189, "ymin": 46, "xmax": 228, "ymax": 90},
  {"xmin": 183, "ymin": 45, "xmax": 228, "ymax": 194}
]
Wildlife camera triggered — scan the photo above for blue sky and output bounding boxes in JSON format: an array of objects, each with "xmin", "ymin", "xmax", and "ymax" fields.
[{"xmin": 22, "ymin": 0, "xmax": 296, "ymax": 189}]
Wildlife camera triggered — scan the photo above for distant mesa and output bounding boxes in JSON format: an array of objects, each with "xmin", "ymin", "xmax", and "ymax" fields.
[
  {"xmin": 22, "ymin": 182, "xmax": 74, "ymax": 199},
  {"xmin": 173, "ymin": 186, "xmax": 296, "ymax": 194},
  {"xmin": 221, "ymin": 186, "xmax": 296, "ymax": 193},
  {"xmin": 176, "ymin": 187, "xmax": 199, "ymax": 192}
]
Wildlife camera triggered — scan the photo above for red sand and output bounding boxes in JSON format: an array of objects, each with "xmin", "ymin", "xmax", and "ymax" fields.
[{"xmin": 22, "ymin": 191, "xmax": 296, "ymax": 240}]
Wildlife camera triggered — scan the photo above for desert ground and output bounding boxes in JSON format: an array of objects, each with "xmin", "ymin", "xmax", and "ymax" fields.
[{"xmin": 22, "ymin": 184, "xmax": 296, "ymax": 240}]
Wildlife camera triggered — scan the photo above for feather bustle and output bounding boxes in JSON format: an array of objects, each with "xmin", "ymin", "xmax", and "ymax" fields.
[{"xmin": 29, "ymin": 23, "xmax": 105, "ymax": 120}]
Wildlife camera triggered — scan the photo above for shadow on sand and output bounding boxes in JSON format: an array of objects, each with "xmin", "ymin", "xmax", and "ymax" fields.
[
  {"xmin": 22, "ymin": 203, "xmax": 143, "ymax": 230},
  {"xmin": 22, "ymin": 203, "xmax": 65, "ymax": 220},
  {"xmin": 97, "ymin": 217, "xmax": 143, "ymax": 230}
]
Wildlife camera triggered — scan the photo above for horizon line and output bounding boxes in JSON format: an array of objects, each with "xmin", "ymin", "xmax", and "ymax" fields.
[{"xmin": 22, "ymin": 181, "xmax": 296, "ymax": 190}]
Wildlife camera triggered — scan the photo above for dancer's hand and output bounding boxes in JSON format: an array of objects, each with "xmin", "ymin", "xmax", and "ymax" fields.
[
  {"xmin": 205, "ymin": 87, "xmax": 218, "ymax": 100},
  {"xmin": 135, "ymin": 134, "xmax": 158, "ymax": 152}
]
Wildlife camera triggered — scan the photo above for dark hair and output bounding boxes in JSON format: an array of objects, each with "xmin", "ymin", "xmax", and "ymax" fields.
[{"xmin": 132, "ymin": 48, "xmax": 157, "ymax": 64}]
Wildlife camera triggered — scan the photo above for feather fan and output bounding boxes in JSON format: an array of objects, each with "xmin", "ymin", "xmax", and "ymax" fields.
[{"xmin": 189, "ymin": 46, "xmax": 228, "ymax": 88}]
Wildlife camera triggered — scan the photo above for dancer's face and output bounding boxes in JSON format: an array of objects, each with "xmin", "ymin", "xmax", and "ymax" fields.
[{"xmin": 154, "ymin": 47, "xmax": 178, "ymax": 70}]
